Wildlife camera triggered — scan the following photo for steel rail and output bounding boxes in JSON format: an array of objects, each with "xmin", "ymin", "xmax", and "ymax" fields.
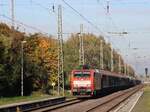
[
  {"xmin": 86, "ymin": 85, "xmax": 143, "ymax": 112},
  {"xmin": 30, "ymin": 98, "xmax": 87, "ymax": 112}
]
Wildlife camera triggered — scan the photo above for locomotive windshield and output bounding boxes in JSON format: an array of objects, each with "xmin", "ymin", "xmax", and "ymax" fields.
[{"xmin": 74, "ymin": 73, "xmax": 90, "ymax": 78}]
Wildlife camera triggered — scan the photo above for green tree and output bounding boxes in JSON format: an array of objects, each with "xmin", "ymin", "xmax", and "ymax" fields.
[{"xmin": 25, "ymin": 34, "xmax": 58, "ymax": 94}]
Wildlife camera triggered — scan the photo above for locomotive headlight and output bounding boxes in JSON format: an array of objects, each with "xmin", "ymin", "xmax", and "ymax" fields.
[
  {"xmin": 74, "ymin": 84, "xmax": 78, "ymax": 87},
  {"xmin": 73, "ymin": 80, "xmax": 91, "ymax": 87},
  {"xmin": 73, "ymin": 83, "xmax": 77, "ymax": 87}
]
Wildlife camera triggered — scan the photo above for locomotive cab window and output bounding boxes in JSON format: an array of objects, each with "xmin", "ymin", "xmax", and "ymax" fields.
[{"xmin": 74, "ymin": 73, "xmax": 90, "ymax": 78}]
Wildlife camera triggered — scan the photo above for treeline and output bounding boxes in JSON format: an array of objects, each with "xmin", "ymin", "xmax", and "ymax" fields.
[{"xmin": 0, "ymin": 23, "xmax": 135, "ymax": 97}]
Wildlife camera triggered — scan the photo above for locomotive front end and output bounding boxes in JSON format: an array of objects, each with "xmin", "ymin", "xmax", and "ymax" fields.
[{"xmin": 71, "ymin": 70, "xmax": 93, "ymax": 97}]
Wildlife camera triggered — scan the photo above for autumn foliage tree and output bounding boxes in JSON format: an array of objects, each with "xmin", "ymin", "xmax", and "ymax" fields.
[
  {"xmin": 0, "ymin": 23, "xmax": 58, "ymax": 96},
  {"xmin": 25, "ymin": 34, "xmax": 58, "ymax": 93}
]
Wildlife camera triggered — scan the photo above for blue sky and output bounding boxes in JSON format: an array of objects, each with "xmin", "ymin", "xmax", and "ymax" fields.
[{"xmin": 1, "ymin": 0, "xmax": 150, "ymax": 75}]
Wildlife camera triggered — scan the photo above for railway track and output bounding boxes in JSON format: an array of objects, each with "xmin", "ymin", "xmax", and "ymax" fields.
[
  {"xmin": 11, "ymin": 85, "xmax": 142, "ymax": 112},
  {"xmin": 28, "ymin": 98, "xmax": 86, "ymax": 112},
  {"xmin": 0, "ymin": 97, "xmax": 66, "ymax": 112},
  {"xmin": 86, "ymin": 85, "xmax": 143, "ymax": 112},
  {"xmin": 38, "ymin": 85, "xmax": 143, "ymax": 112}
]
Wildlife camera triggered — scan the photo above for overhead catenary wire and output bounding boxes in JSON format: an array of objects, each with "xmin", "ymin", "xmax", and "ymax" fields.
[
  {"xmin": 98, "ymin": 0, "xmax": 121, "ymax": 34},
  {"xmin": 30, "ymin": 0, "xmax": 54, "ymax": 13},
  {"xmin": 61, "ymin": 0, "xmax": 123, "ymax": 53},
  {"xmin": 29, "ymin": 0, "xmax": 78, "ymax": 36},
  {"xmin": 98, "ymin": 1, "xmax": 124, "ymax": 45},
  {"xmin": 97, "ymin": 0, "xmax": 129, "ymax": 71},
  {"xmin": 0, "ymin": 0, "xmax": 52, "ymax": 34},
  {"xmin": 61, "ymin": 0, "xmax": 123, "ymax": 72},
  {"xmin": 0, "ymin": 14, "xmax": 48, "ymax": 35},
  {"xmin": 61, "ymin": 0, "xmax": 121, "ymax": 47},
  {"xmin": 32, "ymin": 0, "xmax": 81, "ymax": 35},
  {"xmin": 60, "ymin": 1, "xmax": 116, "ymax": 72},
  {"xmin": 61, "ymin": 0, "xmax": 105, "ymax": 35}
]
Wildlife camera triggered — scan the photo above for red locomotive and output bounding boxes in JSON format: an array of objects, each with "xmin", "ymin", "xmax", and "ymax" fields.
[{"xmin": 71, "ymin": 66, "xmax": 141, "ymax": 97}]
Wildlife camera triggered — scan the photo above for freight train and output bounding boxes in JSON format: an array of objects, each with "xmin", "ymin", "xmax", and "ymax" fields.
[{"xmin": 71, "ymin": 66, "xmax": 141, "ymax": 97}]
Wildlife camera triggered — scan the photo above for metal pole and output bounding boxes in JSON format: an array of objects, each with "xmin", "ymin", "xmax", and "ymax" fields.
[
  {"xmin": 79, "ymin": 24, "xmax": 84, "ymax": 65},
  {"xmin": 11, "ymin": 0, "xmax": 15, "ymax": 29},
  {"xmin": 107, "ymin": 0, "xmax": 110, "ymax": 14},
  {"xmin": 124, "ymin": 63, "xmax": 127, "ymax": 75},
  {"xmin": 53, "ymin": 85, "xmax": 54, "ymax": 96},
  {"xmin": 110, "ymin": 46, "xmax": 114, "ymax": 72},
  {"xmin": 21, "ymin": 41, "xmax": 26, "ymax": 96},
  {"xmin": 61, "ymin": 8, "xmax": 65, "ymax": 96},
  {"xmin": 100, "ymin": 39, "xmax": 103, "ymax": 69},
  {"xmin": 57, "ymin": 5, "xmax": 60, "ymax": 96},
  {"xmin": 21, "ymin": 42, "xmax": 24, "ymax": 96},
  {"xmin": 81, "ymin": 24, "xmax": 84, "ymax": 65},
  {"xmin": 126, "ymin": 64, "xmax": 128, "ymax": 75},
  {"xmin": 57, "ymin": 5, "xmax": 64, "ymax": 96},
  {"xmin": 79, "ymin": 32, "xmax": 81, "ymax": 65},
  {"xmin": 118, "ymin": 55, "xmax": 121, "ymax": 73}
]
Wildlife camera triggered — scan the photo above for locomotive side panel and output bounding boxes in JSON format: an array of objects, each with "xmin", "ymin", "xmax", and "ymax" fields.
[
  {"xmin": 93, "ymin": 72, "xmax": 101, "ymax": 90},
  {"xmin": 101, "ymin": 75, "xmax": 110, "ymax": 89}
]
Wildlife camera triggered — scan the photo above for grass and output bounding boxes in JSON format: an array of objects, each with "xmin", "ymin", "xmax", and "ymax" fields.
[
  {"xmin": 0, "ymin": 91, "xmax": 74, "ymax": 106},
  {"xmin": 132, "ymin": 86, "xmax": 150, "ymax": 112},
  {"xmin": 0, "ymin": 92, "xmax": 54, "ymax": 106},
  {"xmin": 64, "ymin": 90, "xmax": 75, "ymax": 98}
]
